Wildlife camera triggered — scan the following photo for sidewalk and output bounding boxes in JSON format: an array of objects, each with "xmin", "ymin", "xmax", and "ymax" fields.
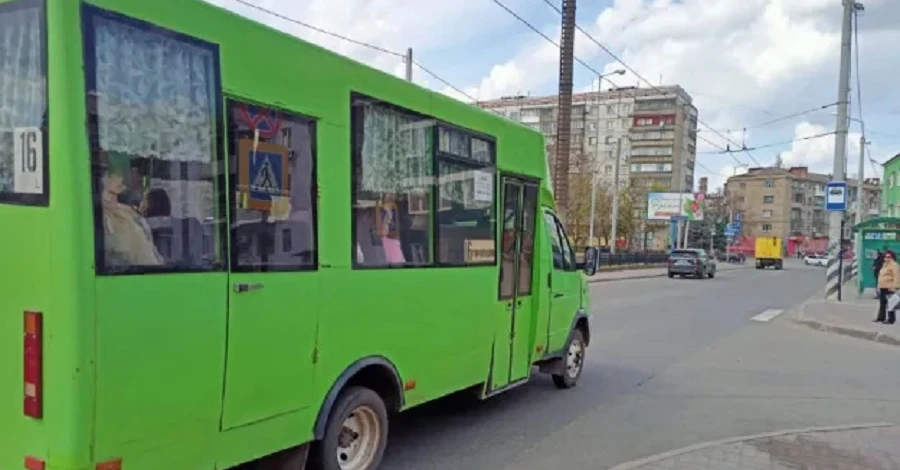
[
  {"xmin": 792, "ymin": 292, "xmax": 900, "ymax": 347},
  {"xmin": 609, "ymin": 423, "xmax": 898, "ymax": 470},
  {"xmin": 588, "ymin": 262, "xmax": 749, "ymax": 283}
]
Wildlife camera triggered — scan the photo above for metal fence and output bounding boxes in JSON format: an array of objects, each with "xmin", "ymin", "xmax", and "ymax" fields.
[{"xmin": 596, "ymin": 251, "xmax": 669, "ymax": 267}]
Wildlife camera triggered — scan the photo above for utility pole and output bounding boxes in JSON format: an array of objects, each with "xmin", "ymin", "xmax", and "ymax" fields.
[
  {"xmin": 826, "ymin": 0, "xmax": 855, "ymax": 300},
  {"xmin": 553, "ymin": 0, "xmax": 576, "ymax": 221},
  {"xmin": 610, "ymin": 136, "xmax": 623, "ymax": 254},
  {"xmin": 405, "ymin": 48, "xmax": 413, "ymax": 81}
]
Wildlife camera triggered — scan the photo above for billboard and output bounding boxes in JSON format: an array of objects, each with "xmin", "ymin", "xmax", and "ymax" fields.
[{"xmin": 647, "ymin": 192, "xmax": 706, "ymax": 221}]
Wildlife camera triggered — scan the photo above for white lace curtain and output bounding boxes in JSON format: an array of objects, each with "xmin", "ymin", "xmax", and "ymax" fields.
[
  {"xmin": 94, "ymin": 16, "xmax": 217, "ymax": 163},
  {"xmin": 359, "ymin": 104, "xmax": 433, "ymax": 194},
  {"xmin": 0, "ymin": 5, "xmax": 43, "ymax": 192}
]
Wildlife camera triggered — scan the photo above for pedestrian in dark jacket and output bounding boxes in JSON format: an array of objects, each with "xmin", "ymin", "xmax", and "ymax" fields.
[{"xmin": 874, "ymin": 250, "xmax": 886, "ymax": 298}]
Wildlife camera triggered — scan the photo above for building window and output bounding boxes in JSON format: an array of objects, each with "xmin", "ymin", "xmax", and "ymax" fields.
[
  {"xmin": 352, "ymin": 96, "xmax": 435, "ymax": 267},
  {"xmin": 572, "ymin": 120, "xmax": 584, "ymax": 129},
  {"xmin": 764, "ymin": 179, "xmax": 774, "ymax": 188},
  {"xmin": 763, "ymin": 195, "xmax": 774, "ymax": 204},
  {"xmin": 588, "ymin": 137, "xmax": 597, "ymax": 145},
  {"xmin": 83, "ymin": 6, "xmax": 225, "ymax": 274},
  {"xmin": 762, "ymin": 209, "xmax": 772, "ymax": 218},
  {"xmin": 604, "ymin": 165, "xmax": 612, "ymax": 175},
  {"xmin": 228, "ymin": 100, "xmax": 317, "ymax": 272},
  {"xmin": 605, "ymin": 135, "xmax": 613, "ymax": 145},
  {"xmin": 606, "ymin": 120, "xmax": 615, "ymax": 130},
  {"xmin": 0, "ymin": 0, "xmax": 48, "ymax": 206},
  {"xmin": 761, "ymin": 223, "xmax": 772, "ymax": 232},
  {"xmin": 606, "ymin": 105, "xmax": 616, "ymax": 115},
  {"xmin": 587, "ymin": 122, "xmax": 596, "ymax": 131},
  {"xmin": 740, "ymin": 182, "xmax": 746, "ymax": 188}
]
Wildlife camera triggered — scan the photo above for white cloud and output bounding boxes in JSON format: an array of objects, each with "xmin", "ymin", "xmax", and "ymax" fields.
[
  {"xmin": 205, "ymin": 0, "xmax": 505, "ymax": 83},
  {"xmin": 781, "ymin": 121, "xmax": 863, "ymax": 178}
]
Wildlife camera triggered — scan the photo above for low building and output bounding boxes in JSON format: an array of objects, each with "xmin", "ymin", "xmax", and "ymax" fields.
[
  {"xmin": 725, "ymin": 166, "xmax": 881, "ymax": 256},
  {"xmin": 882, "ymin": 153, "xmax": 900, "ymax": 216}
]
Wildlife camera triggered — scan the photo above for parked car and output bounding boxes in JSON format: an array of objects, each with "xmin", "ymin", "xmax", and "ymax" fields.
[
  {"xmin": 668, "ymin": 248, "xmax": 716, "ymax": 279},
  {"xmin": 804, "ymin": 254, "xmax": 828, "ymax": 267}
]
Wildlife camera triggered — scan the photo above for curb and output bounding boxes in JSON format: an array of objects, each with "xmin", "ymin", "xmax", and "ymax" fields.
[
  {"xmin": 788, "ymin": 283, "xmax": 900, "ymax": 348},
  {"xmin": 607, "ymin": 422, "xmax": 894, "ymax": 470},
  {"xmin": 587, "ymin": 264, "xmax": 753, "ymax": 284},
  {"xmin": 792, "ymin": 317, "xmax": 900, "ymax": 347}
]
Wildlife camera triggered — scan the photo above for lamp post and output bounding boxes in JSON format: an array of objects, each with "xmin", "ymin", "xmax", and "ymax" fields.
[{"xmin": 588, "ymin": 68, "xmax": 626, "ymax": 247}]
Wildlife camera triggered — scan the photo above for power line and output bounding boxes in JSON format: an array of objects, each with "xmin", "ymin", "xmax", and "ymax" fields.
[
  {"xmin": 537, "ymin": 0, "xmax": 762, "ymax": 167},
  {"xmin": 228, "ymin": 0, "xmax": 479, "ymax": 102},
  {"xmin": 492, "ymin": 0, "xmax": 747, "ymax": 171},
  {"xmin": 714, "ymin": 102, "xmax": 838, "ymax": 133},
  {"xmin": 698, "ymin": 131, "xmax": 836, "ymax": 154},
  {"xmin": 412, "ymin": 61, "xmax": 479, "ymax": 103},
  {"xmin": 231, "ymin": 0, "xmax": 404, "ymax": 57}
]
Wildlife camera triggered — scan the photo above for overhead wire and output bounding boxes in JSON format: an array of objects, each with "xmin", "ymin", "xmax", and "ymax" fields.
[
  {"xmin": 697, "ymin": 132, "xmax": 837, "ymax": 154},
  {"xmin": 488, "ymin": 0, "xmax": 732, "ymax": 182},
  {"xmin": 228, "ymin": 0, "xmax": 479, "ymax": 102},
  {"xmin": 536, "ymin": 0, "xmax": 762, "ymax": 167}
]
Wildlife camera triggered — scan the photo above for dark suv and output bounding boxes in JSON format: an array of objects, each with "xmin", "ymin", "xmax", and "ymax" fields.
[{"xmin": 668, "ymin": 248, "xmax": 716, "ymax": 279}]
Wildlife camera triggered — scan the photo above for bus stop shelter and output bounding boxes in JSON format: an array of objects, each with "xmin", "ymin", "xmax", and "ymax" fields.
[{"xmin": 854, "ymin": 217, "xmax": 900, "ymax": 295}]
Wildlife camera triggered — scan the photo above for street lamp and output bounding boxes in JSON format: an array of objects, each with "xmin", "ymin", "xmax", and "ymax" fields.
[{"xmin": 589, "ymin": 68, "xmax": 627, "ymax": 248}]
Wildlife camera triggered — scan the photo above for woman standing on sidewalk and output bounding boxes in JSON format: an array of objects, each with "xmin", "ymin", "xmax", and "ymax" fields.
[{"xmin": 875, "ymin": 250, "xmax": 900, "ymax": 324}]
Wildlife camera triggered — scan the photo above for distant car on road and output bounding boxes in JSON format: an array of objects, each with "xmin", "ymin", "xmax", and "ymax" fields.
[
  {"xmin": 668, "ymin": 248, "xmax": 716, "ymax": 279},
  {"xmin": 804, "ymin": 254, "xmax": 828, "ymax": 267}
]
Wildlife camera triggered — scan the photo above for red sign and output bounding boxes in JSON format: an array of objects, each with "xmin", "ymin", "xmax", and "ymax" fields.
[{"xmin": 239, "ymin": 104, "xmax": 282, "ymax": 139}]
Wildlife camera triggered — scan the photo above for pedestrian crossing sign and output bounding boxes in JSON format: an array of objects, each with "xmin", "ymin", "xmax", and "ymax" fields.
[{"xmin": 238, "ymin": 139, "xmax": 290, "ymax": 211}]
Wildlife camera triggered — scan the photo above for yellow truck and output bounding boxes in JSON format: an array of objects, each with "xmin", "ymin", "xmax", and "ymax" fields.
[{"xmin": 755, "ymin": 236, "xmax": 784, "ymax": 270}]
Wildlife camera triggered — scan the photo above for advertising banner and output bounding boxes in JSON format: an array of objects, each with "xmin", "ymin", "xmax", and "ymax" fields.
[{"xmin": 647, "ymin": 192, "xmax": 706, "ymax": 221}]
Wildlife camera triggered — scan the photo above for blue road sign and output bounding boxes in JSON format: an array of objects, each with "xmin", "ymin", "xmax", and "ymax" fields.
[
  {"xmin": 249, "ymin": 149, "xmax": 285, "ymax": 206},
  {"xmin": 825, "ymin": 181, "xmax": 848, "ymax": 211}
]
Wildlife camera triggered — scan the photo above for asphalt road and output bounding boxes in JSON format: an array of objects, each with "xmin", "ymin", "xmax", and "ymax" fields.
[{"xmin": 379, "ymin": 260, "xmax": 900, "ymax": 470}]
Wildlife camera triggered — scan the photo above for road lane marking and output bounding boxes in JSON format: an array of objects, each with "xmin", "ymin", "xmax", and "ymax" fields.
[{"xmin": 751, "ymin": 309, "xmax": 784, "ymax": 322}]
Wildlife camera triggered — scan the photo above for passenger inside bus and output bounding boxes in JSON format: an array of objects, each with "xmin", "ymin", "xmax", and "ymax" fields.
[{"xmin": 100, "ymin": 170, "xmax": 163, "ymax": 268}]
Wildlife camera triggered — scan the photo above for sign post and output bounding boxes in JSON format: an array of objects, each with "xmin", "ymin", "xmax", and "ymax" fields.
[{"xmin": 825, "ymin": 181, "xmax": 848, "ymax": 301}]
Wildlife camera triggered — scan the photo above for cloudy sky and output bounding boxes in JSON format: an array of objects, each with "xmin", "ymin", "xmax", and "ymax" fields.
[{"xmin": 206, "ymin": 0, "xmax": 900, "ymax": 192}]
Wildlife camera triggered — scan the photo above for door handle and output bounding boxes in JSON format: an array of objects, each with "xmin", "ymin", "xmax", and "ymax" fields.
[
  {"xmin": 553, "ymin": 292, "xmax": 564, "ymax": 298},
  {"xmin": 234, "ymin": 282, "xmax": 265, "ymax": 293}
]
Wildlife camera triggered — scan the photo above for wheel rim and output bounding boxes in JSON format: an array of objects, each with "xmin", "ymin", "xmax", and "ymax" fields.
[
  {"xmin": 336, "ymin": 405, "xmax": 381, "ymax": 470},
  {"xmin": 565, "ymin": 338, "xmax": 584, "ymax": 378}
]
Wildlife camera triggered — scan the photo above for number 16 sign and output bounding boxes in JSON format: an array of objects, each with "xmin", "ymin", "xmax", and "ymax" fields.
[{"xmin": 13, "ymin": 127, "xmax": 43, "ymax": 195}]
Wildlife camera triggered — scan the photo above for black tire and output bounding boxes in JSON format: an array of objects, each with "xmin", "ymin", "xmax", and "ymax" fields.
[
  {"xmin": 668, "ymin": 272, "xmax": 675, "ymax": 278},
  {"xmin": 553, "ymin": 329, "xmax": 586, "ymax": 389},
  {"xmin": 311, "ymin": 386, "xmax": 389, "ymax": 470},
  {"xmin": 708, "ymin": 271, "xmax": 715, "ymax": 279}
]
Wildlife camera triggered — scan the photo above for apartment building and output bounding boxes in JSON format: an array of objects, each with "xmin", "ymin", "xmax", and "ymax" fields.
[
  {"xmin": 725, "ymin": 166, "xmax": 881, "ymax": 254},
  {"xmin": 478, "ymin": 85, "xmax": 699, "ymax": 193}
]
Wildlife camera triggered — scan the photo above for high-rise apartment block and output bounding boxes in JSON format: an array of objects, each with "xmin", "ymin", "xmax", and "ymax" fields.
[{"xmin": 478, "ymin": 85, "xmax": 699, "ymax": 193}]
